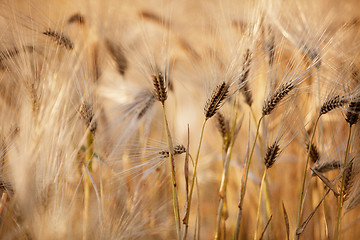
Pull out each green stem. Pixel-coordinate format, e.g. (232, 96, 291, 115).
(335, 124, 353, 240)
(254, 168, 268, 240)
(162, 105, 182, 240)
(235, 115, 263, 239)
(295, 114, 321, 240)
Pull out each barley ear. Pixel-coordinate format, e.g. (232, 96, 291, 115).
(320, 95, 347, 115)
(345, 100, 360, 125)
(152, 71, 168, 105)
(264, 142, 280, 169)
(262, 81, 295, 116)
(204, 82, 229, 120)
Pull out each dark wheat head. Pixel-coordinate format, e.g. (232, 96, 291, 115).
(43, 28, 74, 50)
(159, 145, 186, 158)
(343, 159, 355, 201)
(239, 49, 253, 106)
(204, 82, 230, 120)
(320, 95, 347, 115)
(79, 101, 97, 135)
(137, 94, 156, 119)
(264, 141, 280, 169)
(262, 81, 295, 116)
(306, 143, 320, 163)
(311, 160, 341, 176)
(346, 99, 360, 125)
(105, 39, 128, 76)
(152, 71, 167, 104)
(215, 112, 230, 140)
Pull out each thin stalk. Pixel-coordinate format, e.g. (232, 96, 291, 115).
(263, 176, 272, 218)
(215, 98, 239, 239)
(295, 114, 321, 240)
(297, 170, 343, 237)
(195, 173, 201, 240)
(316, 70, 324, 152)
(83, 130, 94, 240)
(183, 119, 207, 238)
(335, 125, 353, 239)
(162, 105, 182, 240)
(99, 154, 104, 224)
(249, 106, 264, 160)
(235, 115, 264, 239)
(254, 168, 268, 240)
(0, 192, 7, 216)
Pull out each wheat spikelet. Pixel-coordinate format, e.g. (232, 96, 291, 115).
(264, 141, 280, 169)
(343, 159, 355, 201)
(204, 82, 229, 120)
(265, 26, 275, 66)
(79, 101, 97, 135)
(0, 47, 19, 70)
(137, 94, 156, 119)
(152, 71, 167, 104)
(42, 28, 74, 50)
(346, 99, 360, 125)
(302, 43, 321, 69)
(0, 46, 34, 70)
(306, 143, 320, 163)
(262, 81, 295, 116)
(215, 112, 230, 140)
(68, 13, 85, 25)
(105, 39, 128, 76)
(238, 49, 253, 106)
(320, 95, 347, 115)
(159, 145, 186, 158)
(311, 160, 342, 176)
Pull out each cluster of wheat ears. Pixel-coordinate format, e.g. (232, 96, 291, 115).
(1, 0, 360, 239)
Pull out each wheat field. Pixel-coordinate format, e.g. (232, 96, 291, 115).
(0, 0, 360, 239)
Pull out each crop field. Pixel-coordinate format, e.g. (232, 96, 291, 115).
(0, 0, 360, 239)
